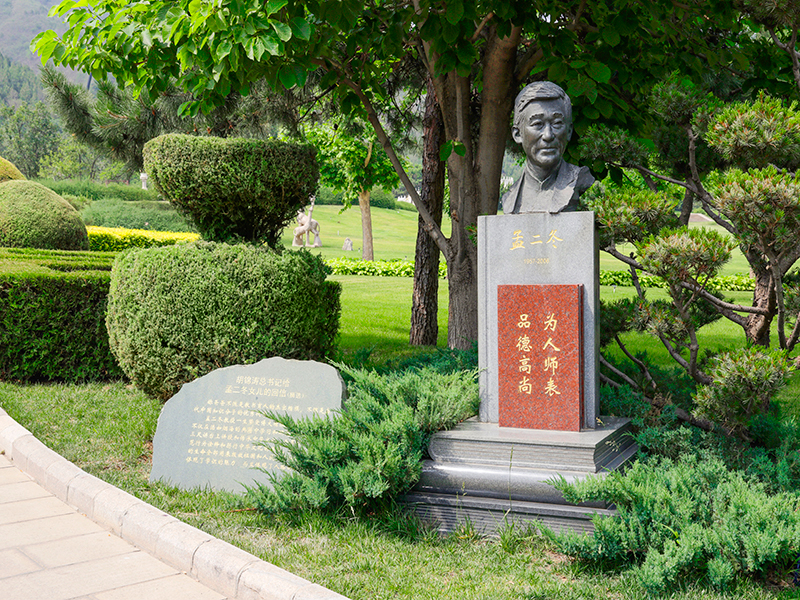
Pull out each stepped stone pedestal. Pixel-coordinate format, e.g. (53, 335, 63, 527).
(404, 417, 636, 534)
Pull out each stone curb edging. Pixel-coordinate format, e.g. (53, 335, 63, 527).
(0, 407, 350, 600)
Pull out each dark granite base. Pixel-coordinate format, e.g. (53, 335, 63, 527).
(402, 417, 637, 535)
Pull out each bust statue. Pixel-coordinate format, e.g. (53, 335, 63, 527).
(501, 81, 594, 214)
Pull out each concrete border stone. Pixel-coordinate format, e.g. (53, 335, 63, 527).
(154, 520, 215, 573)
(0, 407, 351, 600)
(44, 458, 83, 503)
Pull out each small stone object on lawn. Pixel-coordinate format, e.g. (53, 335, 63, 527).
(149, 357, 345, 493)
(342, 237, 353, 251)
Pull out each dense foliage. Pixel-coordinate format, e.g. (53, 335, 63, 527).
(106, 242, 340, 400)
(0, 52, 45, 107)
(0, 102, 60, 178)
(0, 248, 122, 382)
(144, 134, 318, 247)
(555, 454, 800, 594)
(249, 362, 479, 514)
(0, 180, 89, 251)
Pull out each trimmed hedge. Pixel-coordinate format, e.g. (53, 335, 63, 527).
(106, 242, 341, 400)
(598, 270, 755, 291)
(0, 156, 25, 183)
(325, 257, 447, 278)
(0, 180, 89, 251)
(37, 179, 160, 202)
(144, 134, 319, 248)
(87, 226, 199, 252)
(0, 247, 122, 382)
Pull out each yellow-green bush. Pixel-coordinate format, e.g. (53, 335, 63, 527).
(87, 226, 199, 252)
(0, 156, 25, 184)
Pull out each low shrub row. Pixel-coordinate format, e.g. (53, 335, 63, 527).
(87, 226, 199, 252)
(249, 362, 479, 514)
(37, 178, 160, 202)
(0, 247, 122, 382)
(325, 260, 755, 291)
(599, 269, 755, 291)
(81, 198, 196, 233)
(325, 257, 447, 278)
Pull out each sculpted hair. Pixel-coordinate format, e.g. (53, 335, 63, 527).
(513, 82, 572, 128)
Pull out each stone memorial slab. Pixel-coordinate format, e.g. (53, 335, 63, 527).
(498, 284, 583, 431)
(478, 211, 598, 429)
(150, 357, 344, 493)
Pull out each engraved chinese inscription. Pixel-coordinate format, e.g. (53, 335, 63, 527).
(497, 285, 583, 431)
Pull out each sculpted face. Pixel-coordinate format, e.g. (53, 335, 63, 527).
(512, 98, 572, 177)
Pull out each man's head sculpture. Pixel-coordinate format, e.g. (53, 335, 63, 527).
(502, 81, 593, 214)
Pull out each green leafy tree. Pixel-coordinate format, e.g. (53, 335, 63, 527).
(34, 0, 754, 348)
(307, 122, 399, 261)
(38, 135, 125, 181)
(584, 85, 800, 360)
(0, 101, 61, 178)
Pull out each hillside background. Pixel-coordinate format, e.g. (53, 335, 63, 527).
(0, 0, 83, 105)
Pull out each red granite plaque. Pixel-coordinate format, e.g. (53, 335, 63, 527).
(497, 285, 583, 431)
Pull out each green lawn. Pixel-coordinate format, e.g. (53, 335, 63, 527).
(281, 205, 452, 262)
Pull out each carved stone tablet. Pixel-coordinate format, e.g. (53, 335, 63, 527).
(150, 357, 345, 493)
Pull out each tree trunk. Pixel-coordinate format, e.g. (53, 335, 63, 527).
(446, 224, 478, 350)
(745, 266, 776, 346)
(410, 81, 445, 346)
(358, 189, 374, 261)
(678, 188, 693, 226)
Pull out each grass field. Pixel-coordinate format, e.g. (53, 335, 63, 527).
(280, 204, 451, 262)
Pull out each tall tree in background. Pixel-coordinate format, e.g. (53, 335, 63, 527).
(0, 101, 60, 177)
(307, 122, 399, 261)
(35, 0, 756, 348)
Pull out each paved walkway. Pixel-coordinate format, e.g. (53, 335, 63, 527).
(0, 407, 347, 600)
(0, 453, 226, 600)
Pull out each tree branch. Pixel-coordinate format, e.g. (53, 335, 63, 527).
(470, 12, 494, 42)
(599, 356, 717, 433)
(602, 246, 646, 271)
(677, 281, 761, 319)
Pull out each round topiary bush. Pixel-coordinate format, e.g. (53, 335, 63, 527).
(144, 134, 319, 248)
(0, 156, 25, 183)
(106, 242, 341, 400)
(0, 180, 89, 250)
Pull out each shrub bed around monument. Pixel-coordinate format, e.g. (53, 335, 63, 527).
(0, 180, 89, 251)
(144, 134, 318, 248)
(106, 242, 341, 400)
(0, 248, 122, 381)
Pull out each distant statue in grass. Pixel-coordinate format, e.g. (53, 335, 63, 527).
(342, 237, 353, 251)
(501, 81, 594, 214)
(292, 200, 321, 247)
